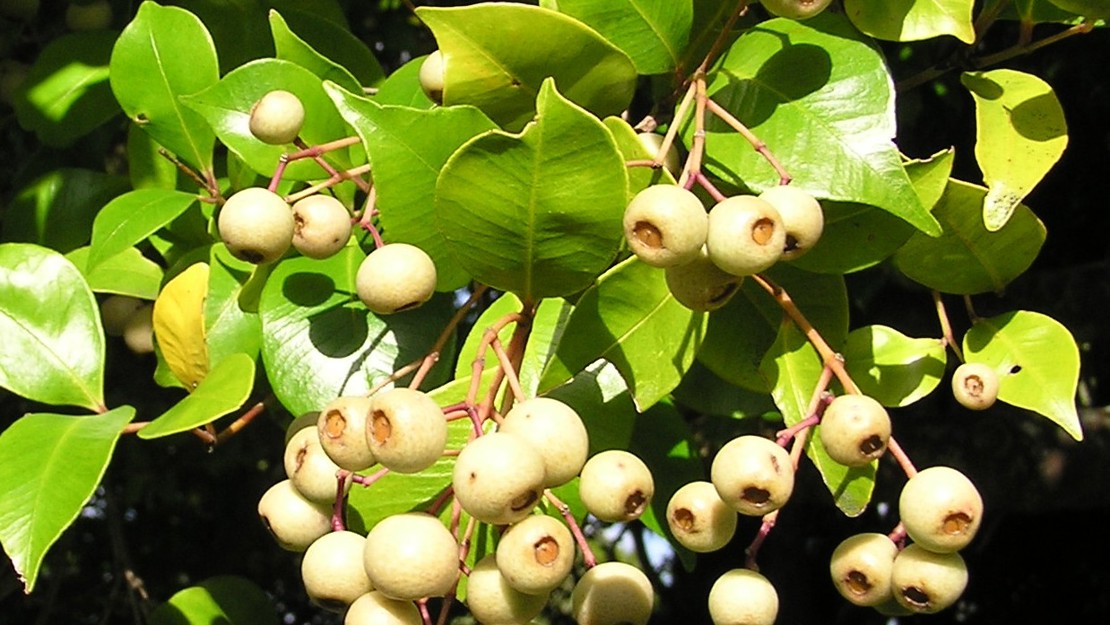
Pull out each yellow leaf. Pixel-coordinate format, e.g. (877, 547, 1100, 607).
(153, 263, 209, 389)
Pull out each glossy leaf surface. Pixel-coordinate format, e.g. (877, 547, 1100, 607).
(87, 189, 197, 272)
(843, 325, 947, 407)
(138, 353, 256, 439)
(66, 246, 164, 300)
(205, 247, 263, 367)
(545, 0, 693, 74)
(844, 0, 975, 43)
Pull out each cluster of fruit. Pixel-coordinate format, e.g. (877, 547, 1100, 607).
(217, 90, 438, 315)
(256, 387, 676, 625)
(621, 182, 824, 312)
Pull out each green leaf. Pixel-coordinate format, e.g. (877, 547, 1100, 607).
(548, 360, 638, 455)
(893, 179, 1046, 294)
(0, 407, 134, 592)
(604, 116, 677, 196)
(759, 321, 874, 516)
(87, 189, 198, 272)
(698, 264, 848, 392)
(673, 359, 778, 419)
(258, 248, 453, 417)
(691, 12, 940, 235)
(269, 10, 362, 93)
(962, 69, 1068, 231)
(844, 0, 975, 43)
(539, 258, 706, 410)
(842, 325, 947, 407)
(417, 3, 638, 130)
(66, 246, 164, 300)
(138, 354, 256, 439)
(963, 310, 1082, 440)
(127, 124, 183, 190)
(370, 56, 437, 109)
(436, 79, 627, 300)
(182, 59, 355, 180)
(1, 168, 129, 253)
(0, 244, 105, 410)
(12, 30, 120, 146)
(148, 575, 278, 625)
(547, 0, 693, 74)
(110, 1, 219, 173)
(205, 247, 263, 367)
(325, 85, 497, 291)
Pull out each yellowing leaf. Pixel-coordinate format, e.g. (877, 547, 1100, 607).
(153, 263, 209, 389)
(962, 70, 1068, 231)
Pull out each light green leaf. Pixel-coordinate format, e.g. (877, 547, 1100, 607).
(148, 575, 278, 625)
(325, 85, 497, 291)
(270, 10, 362, 93)
(604, 116, 678, 197)
(539, 257, 706, 410)
(371, 56, 437, 109)
(87, 189, 197, 272)
(759, 321, 874, 516)
(182, 59, 355, 180)
(691, 12, 940, 235)
(0, 407, 134, 592)
(436, 79, 627, 300)
(962, 69, 1068, 231)
(547, 0, 693, 74)
(12, 30, 120, 146)
(963, 310, 1082, 440)
(127, 124, 182, 190)
(0, 244, 105, 410)
(893, 179, 1046, 294)
(138, 354, 256, 439)
(417, 3, 637, 130)
(110, 1, 219, 172)
(843, 325, 947, 407)
(205, 247, 262, 368)
(66, 246, 164, 300)
(844, 0, 976, 43)
(1, 168, 129, 254)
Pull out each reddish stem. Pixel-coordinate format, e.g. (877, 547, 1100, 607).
(545, 490, 597, 568)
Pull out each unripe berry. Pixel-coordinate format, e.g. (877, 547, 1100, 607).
(292, 195, 352, 259)
(301, 531, 373, 612)
(828, 533, 898, 607)
(363, 513, 459, 601)
(819, 394, 891, 467)
(419, 50, 445, 104)
(366, 387, 447, 474)
(257, 479, 332, 552)
(666, 480, 738, 553)
(453, 431, 546, 525)
(495, 514, 575, 595)
(500, 397, 589, 487)
(710, 435, 794, 516)
(758, 185, 824, 260)
(285, 426, 350, 504)
(760, 0, 834, 20)
(122, 304, 155, 354)
(707, 568, 778, 625)
(344, 591, 422, 625)
(317, 396, 376, 472)
(622, 184, 708, 268)
(952, 362, 1000, 411)
(891, 543, 969, 614)
(899, 466, 983, 553)
(249, 89, 305, 145)
(571, 561, 654, 625)
(578, 450, 654, 523)
(706, 195, 786, 277)
(466, 555, 549, 625)
(665, 245, 742, 312)
(218, 187, 294, 264)
(356, 243, 437, 315)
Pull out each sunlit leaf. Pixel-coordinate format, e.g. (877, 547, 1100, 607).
(843, 325, 947, 407)
(66, 246, 163, 300)
(545, 0, 693, 74)
(148, 575, 278, 625)
(138, 354, 256, 439)
(153, 262, 210, 390)
(269, 10, 361, 93)
(87, 189, 197, 272)
(205, 246, 262, 367)
(844, 0, 975, 43)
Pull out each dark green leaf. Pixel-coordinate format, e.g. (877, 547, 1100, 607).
(546, 0, 693, 74)
(0, 244, 105, 410)
(1, 168, 129, 253)
(87, 189, 198, 272)
(842, 325, 947, 407)
(0, 407, 134, 592)
(148, 575, 278, 625)
(138, 353, 256, 439)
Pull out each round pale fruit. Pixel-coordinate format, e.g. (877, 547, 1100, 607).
(419, 50, 445, 104)
(710, 435, 794, 516)
(363, 512, 459, 601)
(257, 479, 332, 552)
(452, 431, 546, 525)
(818, 394, 891, 467)
(495, 514, 575, 595)
(623, 184, 708, 268)
(706, 195, 786, 277)
(356, 243, 437, 315)
(465, 555, 549, 625)
(101, 295, 144, 337)
(317, 396, 375, 471)
(249, 89, 305, 145)
(571, 561, 654, 625)
(760, 0, 834, 20)
(951, 362, 1000, 411)
(344, 591, 422, 625)
(284, 426, 350, 504)
(500, 396, 589, 487)
(899, 466, 983, 553)
(891, 544, 969, 614)
(828, 533, 898, 607)
(301, 531, 372, 612)
(292, 195, 352, 259)
(578, 450, 654, 523)
(758, 185, 824, 260)
(666, 480, 738, 553)
(122, 304, 155, 355)
(665, 245, 743, 312)
(218, 187, 294, 264)
(366, 387, 446, 474)
(707, 568, 778, 625)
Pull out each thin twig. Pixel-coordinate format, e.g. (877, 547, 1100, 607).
(933, 291, 965, 362)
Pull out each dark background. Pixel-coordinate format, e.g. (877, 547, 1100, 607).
(2, 1, 1108, 624)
